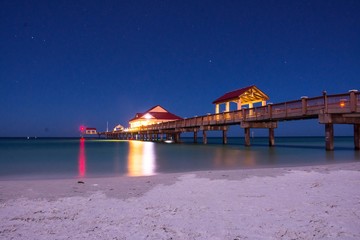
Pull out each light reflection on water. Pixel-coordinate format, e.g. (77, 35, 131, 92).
(0, 137, 359, 180)
(78, 138, 86, 178)
(127, 141, 155, 177)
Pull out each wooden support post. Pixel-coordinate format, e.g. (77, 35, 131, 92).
(325, 123, 334, 151)
(354, 124, 360, 150)
(225, 102, 230, 112)
(222, 129, 227, 144)
(269, 128, 275, 146)
(203, 131, 207, 144)
(194, 131, 198, 143)
(249, 103, 253, 116)
(242, 108, 246, 121)
(244, 128, 251, 146)
(215, 104, 219, 114)
(323, 91, 328, 113)
(268, 104, 272, 119)
(301, 96, 308, 115)
(349, 90, 358, 112)
(173, 133, 179, 143)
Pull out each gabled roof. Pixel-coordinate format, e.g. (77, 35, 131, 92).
(212, 85, 269, 104)
(129, 105, 182, 122)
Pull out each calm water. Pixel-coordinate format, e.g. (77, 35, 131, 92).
(0, 137, 359, 180)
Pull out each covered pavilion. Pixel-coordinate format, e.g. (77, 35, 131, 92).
(212, 85, 269, 114)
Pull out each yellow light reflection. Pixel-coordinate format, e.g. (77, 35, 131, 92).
(213, 147, 256, 168)
(127, 141, 156, 176)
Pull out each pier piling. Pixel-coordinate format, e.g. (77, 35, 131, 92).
(269, 128, 275, 146)
(203, 131, 207, 144)
(325, 124, 334, 151)
(244, 128, 251, 146)
(354, 124, 360, 150)
(222, 129, 227, 144)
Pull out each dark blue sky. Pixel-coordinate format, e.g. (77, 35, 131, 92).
(1, 0, 359, 137)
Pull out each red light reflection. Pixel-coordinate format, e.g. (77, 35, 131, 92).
(78, 138, 86, 177)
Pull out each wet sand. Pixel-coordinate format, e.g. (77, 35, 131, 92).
(1, 162, 360, 239)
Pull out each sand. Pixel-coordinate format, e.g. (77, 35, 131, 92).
(1, 162, 360, 240)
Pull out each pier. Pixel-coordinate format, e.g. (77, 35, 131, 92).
(102, 90, 360, 151)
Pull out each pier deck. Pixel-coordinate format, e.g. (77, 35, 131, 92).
(102, 91, 360, 150)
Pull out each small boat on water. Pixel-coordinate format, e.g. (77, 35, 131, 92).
(164, 139, 174, 144)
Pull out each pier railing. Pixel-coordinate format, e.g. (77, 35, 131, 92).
(126, 91, 359, 133)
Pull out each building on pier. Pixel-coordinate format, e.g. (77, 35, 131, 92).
(213, 85, 269, 113)
(129, 105, 182, 129)
(113, 124, 124, 131)
(85, 127, 97, 135)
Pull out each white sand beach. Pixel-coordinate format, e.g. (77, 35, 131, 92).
(1, 162, 360, 240)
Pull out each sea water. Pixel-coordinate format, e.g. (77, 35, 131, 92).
(0, 137, 359, 180)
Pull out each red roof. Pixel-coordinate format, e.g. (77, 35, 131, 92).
(129, 105, 182, 122)
(86, 127, 97, 130)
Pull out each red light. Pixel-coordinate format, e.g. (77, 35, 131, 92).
(80, 125, 86, 132)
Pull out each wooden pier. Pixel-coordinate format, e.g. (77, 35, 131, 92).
(102, 90, 360, 151)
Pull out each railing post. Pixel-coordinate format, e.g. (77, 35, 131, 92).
(268, 103, 272, 119)
(349, 89, 358, 112)
(323, 91, 328, 113)
(301, 96, 308, 115)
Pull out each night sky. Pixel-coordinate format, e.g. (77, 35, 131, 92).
(1, 0, 359, 137)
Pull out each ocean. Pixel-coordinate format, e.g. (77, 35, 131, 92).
(0, 137, 359, 180)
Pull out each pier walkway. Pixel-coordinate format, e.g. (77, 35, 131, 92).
(102, 90, 360, 150)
